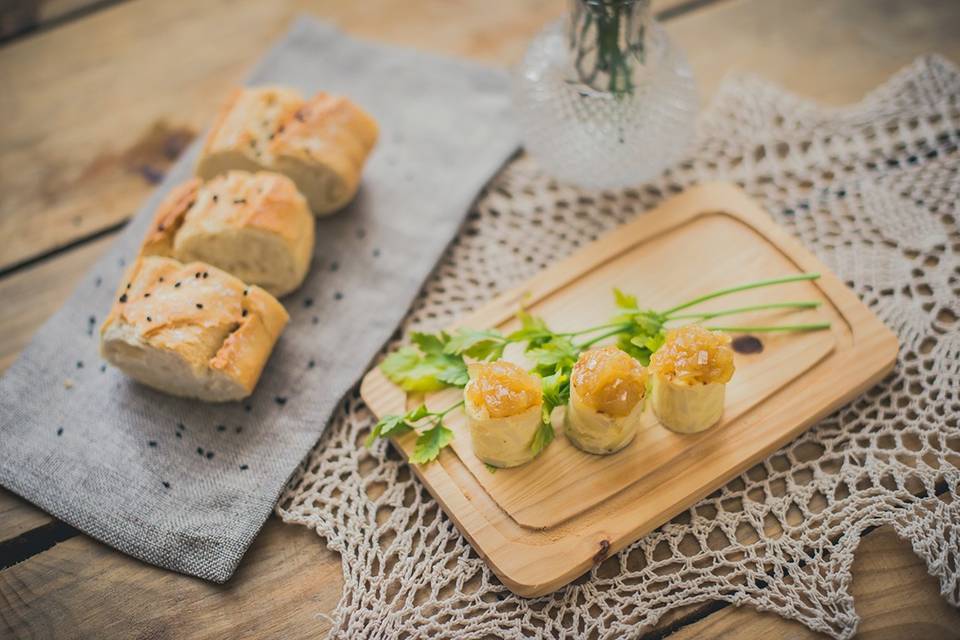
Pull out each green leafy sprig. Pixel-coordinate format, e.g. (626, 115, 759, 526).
(370, 273, 830, 464)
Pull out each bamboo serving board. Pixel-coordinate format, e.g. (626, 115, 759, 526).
(359, 182, 898, 597)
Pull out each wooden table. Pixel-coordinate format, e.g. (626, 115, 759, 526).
(1, 1, 958, 637)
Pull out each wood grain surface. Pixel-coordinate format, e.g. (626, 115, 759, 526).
(1, 0, 958, 637)
(360, 182, 899, 596)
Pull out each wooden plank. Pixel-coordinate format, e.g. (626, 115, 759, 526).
(360, 183, 898, 596)
(0, 516, 343, 639)
(0, 0, 876, 270)
(0, 489, 52, 542)
(0, 0, 572, 272)
(0, 0, 114, 41)
(669, 525, 960, 639)
(670, 0, 960, 105)
(0, 0, 956, 636)
(0, 235, 114, 374)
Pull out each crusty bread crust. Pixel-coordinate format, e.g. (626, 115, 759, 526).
(141, 171, 314, 297)
(100, 256, 289, 402)
(196, 87, 379, 216)
(142, 178, 201, 257)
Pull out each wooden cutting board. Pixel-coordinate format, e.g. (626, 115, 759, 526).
(359, 182, 898, 597)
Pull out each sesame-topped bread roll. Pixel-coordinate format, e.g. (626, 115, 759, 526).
(196, 86, 379, 216)
(142, 171, 314, 297)
(100, 256, 289, 402)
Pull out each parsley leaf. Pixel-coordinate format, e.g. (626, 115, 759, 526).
(404, 404, 431, 422)
(410, 422, 454, 464)
(365, 414, 413, 447)
(541, 370, 570, 408)
(506, 311, 553, 347)
(530, 420, 555, 456)
(613, 287, 639, 310)
(380, 336, 469, 391)
(444, 328, 506, 360)
(526, 336, 579, 378)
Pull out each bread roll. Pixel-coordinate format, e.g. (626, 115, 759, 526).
(196, 86, 379, 216)
(100, 256, 289, 402)
(142, 171, 314, 297)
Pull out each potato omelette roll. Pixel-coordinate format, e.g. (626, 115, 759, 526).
(464, 361, 543, 468)
(649, 325, 735, 434)
(565, 345, 648, 454)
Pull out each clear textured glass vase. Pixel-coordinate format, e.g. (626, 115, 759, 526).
(513, 0, 698, 190)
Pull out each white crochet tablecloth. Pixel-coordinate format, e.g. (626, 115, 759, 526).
(278, 56, 960, 639)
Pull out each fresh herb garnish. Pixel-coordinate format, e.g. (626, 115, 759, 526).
(366, 401, 463, 464)
(370, 273, 830, 464)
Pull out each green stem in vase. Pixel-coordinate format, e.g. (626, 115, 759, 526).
(570, 0, 648, 96)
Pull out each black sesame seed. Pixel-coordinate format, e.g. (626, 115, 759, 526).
(195, 272, 201, 278)
(212, 194, 219, 202)
(203, 272, 209, 279)
(244, 404, 252, 413)
(89, 315, 96, 323)
(56, 427, 64, 436)
(148, 440, 157, 447)
(303, 297, 314, 308)
(174, 281, 181, 288)
(196, 303, 204, 309)
(197, 447, 204, 455)
(119, 294, 128, 303)
(157, 224, 165, 231)
(242, 309, 248, 317)
(308, 359, 315, 369)
(206, 451, 214, 459)
(158, 277, 164, 283)
(177, 422, 186, 431)
(330, 261, 339, 272)
(334, 292, 343, 300)
(239, 464, 249, 471)
(235, 426, 243, 433)
(216, 425, 226, 432)
(175, 431, 182, 439)
(126, 283, 131, 289)
(100, 364, 107, 373)
(144, 293, 151, 298)
(233, 198, 247, 205)
(243, 289, 249, 296)
(76, 360, 84, 369)
(274, 396, 287, 406)
(162, 481, 171, 489)
(146, 316, 152, 322)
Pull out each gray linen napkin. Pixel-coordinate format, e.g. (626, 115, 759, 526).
(0, 16, 516, 582)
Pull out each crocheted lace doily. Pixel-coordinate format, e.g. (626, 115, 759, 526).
(278, 55, 960, 639)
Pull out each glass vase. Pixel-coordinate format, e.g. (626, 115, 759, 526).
(512, 0, 698, 190)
